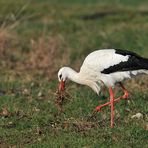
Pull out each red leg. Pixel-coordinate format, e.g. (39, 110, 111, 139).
(120, 82, 129, 98)
(94, 83, 129, 128)
(95, 87, 115, 128)
(109, 87, 114, 128)
(95, 83, 129, 111)
(114, 83, 129, 102)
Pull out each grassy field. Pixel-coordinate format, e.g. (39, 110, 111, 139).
(0, 0, 148, 147)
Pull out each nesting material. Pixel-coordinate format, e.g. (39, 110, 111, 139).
(55, 89, 72, 111)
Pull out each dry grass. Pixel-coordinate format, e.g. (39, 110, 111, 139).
(0, 23, 69, 80)
(26, 35, 63, 78)
(0, 25, 16, 56)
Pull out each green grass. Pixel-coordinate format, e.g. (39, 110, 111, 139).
(0, 0, 148, 147)
(0, 81, 148, 147)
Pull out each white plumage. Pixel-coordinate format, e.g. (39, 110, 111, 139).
(58, 49, 148, 127)
(58, 49, 147, 94)
(80, 49, 130, 92)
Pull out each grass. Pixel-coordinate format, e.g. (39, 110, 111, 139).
(0, 0, 148, 147)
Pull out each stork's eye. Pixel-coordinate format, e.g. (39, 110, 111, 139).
(59, 74, 62, 79)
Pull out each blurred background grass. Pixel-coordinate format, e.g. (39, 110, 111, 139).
(0, 0, 148, 147)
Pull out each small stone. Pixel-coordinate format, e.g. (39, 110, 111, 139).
(8, 121, 13, 124)
(0, 107, 9, 117)
(127, 100, 131, 104)
(38, 91, 42, 97)
(34, 107, 40, 112)
(131, 113, 143, 119)
(23, 88, 29, 95)
(37, 138, 42, 142)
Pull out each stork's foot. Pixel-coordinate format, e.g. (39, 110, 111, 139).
(122, 90, 128, 99)
(115, 90, 129, 102)
(95, 101, 111, 112)
(95, 106, 101, 112)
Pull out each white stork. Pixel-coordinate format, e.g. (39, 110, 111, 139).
(58, 49, 148, 127)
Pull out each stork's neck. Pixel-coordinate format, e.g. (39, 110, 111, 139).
(67, 68, 86, 85)
(67, 67, 101, 95)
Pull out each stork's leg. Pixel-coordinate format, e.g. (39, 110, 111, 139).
(94, 83, 129, 127)
(109, 87, 114, 128)
(115, 82, 129, 102)
(95, 87, 115, 128)
(95, 83, 129, 111)
(120, 82, 129, 98)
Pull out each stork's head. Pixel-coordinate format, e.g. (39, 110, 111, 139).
(58, 67, 69, 91)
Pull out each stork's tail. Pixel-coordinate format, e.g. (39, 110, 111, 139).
(131, 57, 148, 76)
(140, 57, 148, 70)
(140, 57, 148, 74)
(141, 58, 148, 75)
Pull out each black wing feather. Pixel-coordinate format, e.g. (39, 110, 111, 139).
(101, 49, 148, 74)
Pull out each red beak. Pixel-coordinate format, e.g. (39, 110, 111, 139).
(58, 80, 65, 91)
